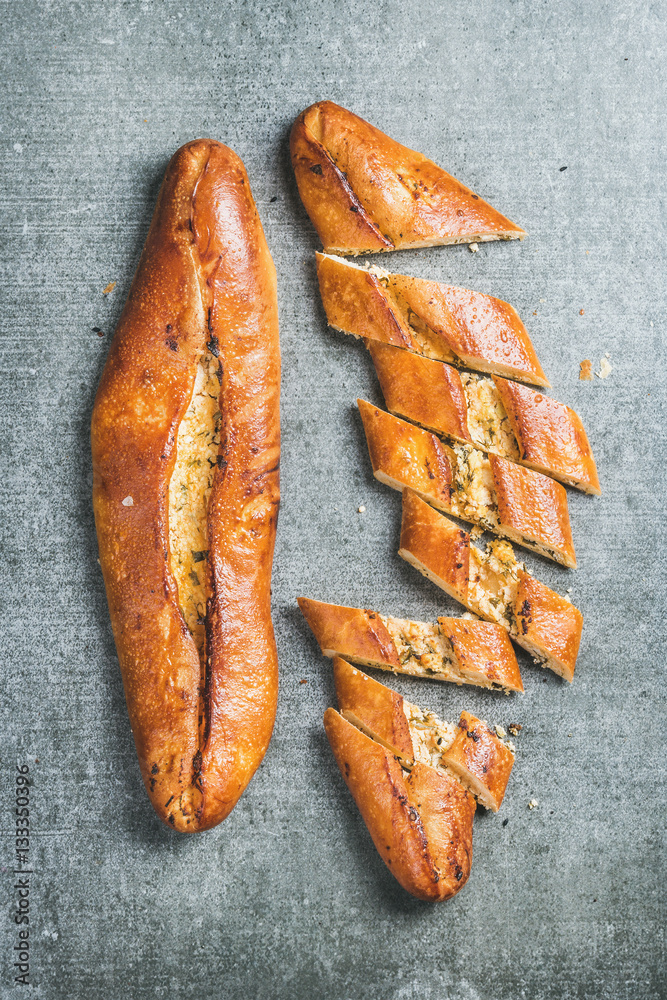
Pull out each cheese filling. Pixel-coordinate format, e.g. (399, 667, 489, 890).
(380, 616, 456, 678)
(460, 372, 520, 460)
(467, 539, 521, 634)
(450, 444, 499, 529)
(403, 702, 458, 768)
(168, 350, 222, 652)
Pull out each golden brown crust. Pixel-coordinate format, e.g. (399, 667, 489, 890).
(297, 597, 400, 669)
(437, 618, 523, 693)
(399, 491, 582, 681)
(387, 274, 548, 386)
(298, 596, 522, 692)
(490, 456, 576, 568)
(357, 398, 455, 510)
(492, 377, 601, 495)
(324, 709, 475, 901)
(291, 101, 525, 254)
(398, 487, 469, 604)
(368, 341, 472, 443)
(91, 140, 280, 832)
(514, 573, 583, 682)
(316, 254, 418, 349)
(441, 712, 515, 813)
(333, 657, 414, 760)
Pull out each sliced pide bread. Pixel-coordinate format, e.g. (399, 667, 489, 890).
(291, 101, 525, 255)
(333, 658, 515, 812)
(368, 341, 600, 495)
(358, 399, 576, 568)
(297, 596, 523, 693)
(398, 490, 584, 682)
(316, 253, 547, 386)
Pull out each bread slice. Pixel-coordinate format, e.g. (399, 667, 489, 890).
(317, 253, 547, 386)
(297, 596, 523, 693)
(369, 341, 600, 495)
(324, 708, 476, 901)
(398, 490, 584, 682)
(333, 658, 515, 812)
(358, 399, 576, 568)
(291, 101, 525, 254)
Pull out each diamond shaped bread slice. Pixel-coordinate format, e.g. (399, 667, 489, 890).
(297, 596, 523, 693)
(316, 253, 547, 386)
(332, 658, 515, 812)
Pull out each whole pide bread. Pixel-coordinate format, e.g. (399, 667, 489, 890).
(91, 140, 281, 832)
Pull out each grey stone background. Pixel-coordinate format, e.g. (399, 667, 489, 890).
(1, 1, 665, 997)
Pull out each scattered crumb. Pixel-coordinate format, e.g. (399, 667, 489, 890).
(469, 526, 484, 541)
(532, 310, 537, 316)
(579, 308, 585, 316)
(357, 505, 366, 513)
(122, 496, 134, 507)
(596, 357, 613, 379)
(507, 739, 516, 753)
(568, 733, 573, 738)
(579, 360, 593, 380)
(528, 798, 539, 810)
(539, 298, 545, 303)
(102, 281, 116, 295)
(35, 759, 39, 764)
(502, 818, 509, 827)
(299, 679, 308, 685)
(494, 724, 507, 739)
(508, 723, 522, 736)
(650, 322, 654, 328)
(92, 326, 105, 338)
(468, 242, 478, 253)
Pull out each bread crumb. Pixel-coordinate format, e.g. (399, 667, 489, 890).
(122, 496, 134, 507)
(508, 723, 522, 736)
(528, 798, 539, 810)
(579, 309, 585, 316)
(494, 724, 506, 739)
(102, 281, 116, 295)
(460, 611, 479, 621)
(469, 526, 484, 541)
(299, 679, 308, 685)
(507, 739, 516, 753)
(468, 243, 478, 253)
(579, 360, 593, 380)
(357, 505, 366, 513)
(596, 357, 613, 379)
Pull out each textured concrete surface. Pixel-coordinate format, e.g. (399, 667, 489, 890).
(0, 1, 665, 997)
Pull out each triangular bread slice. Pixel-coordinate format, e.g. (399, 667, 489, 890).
(333, 658, 515, 812)
(291, 101, 526, 254)
(324, 708, 476, 901)
(316, 253, 548, 387)
(358, 399, 576, 568)
(297, 596, 523, 693)
(369, 341, 600, 495)
(398, 490, 584, 681)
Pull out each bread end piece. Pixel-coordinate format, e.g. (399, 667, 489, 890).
(324, 708, 475, 901)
